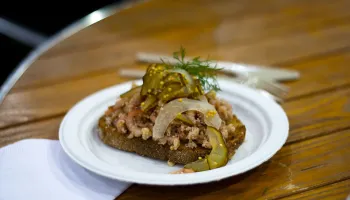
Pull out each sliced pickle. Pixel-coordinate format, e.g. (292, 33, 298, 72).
(141, 65, 154, 96)
(188, 79, 204, 99)
(195, 79, 205, 95)
(158, 83, 189, 103)
(165, 70, 200, 98)
(206, 126, 228, 169)
(141, 64, 166, 96)
(178, 72, 196, 94)
(175, 113, 194, 125)
(184, 158, 210, 172)
(141, 65, 204, 102)
(163, 73, 182, 85)
(120, 86, 141, 99)
(178, 72, 189, 86)
(183, 127, 228, 172)
(141, 95, 157, 112)
(167, 87, 190, 102)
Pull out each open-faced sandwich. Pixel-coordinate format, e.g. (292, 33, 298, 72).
(98, 48, 246, 173)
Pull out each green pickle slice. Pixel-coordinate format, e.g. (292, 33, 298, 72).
(207, 126, 228, 169)
(163, 73, 183, 85)
(141, 95, 157, 112)
(141, 64, 166, 96)
(184, 158, 210, 172)
(158, 83, 189, 103)
(185, 126, 228, 172)
(120, 86, 141, 99)
(140, 64, 205, 108)
(175, 113, 194, 125)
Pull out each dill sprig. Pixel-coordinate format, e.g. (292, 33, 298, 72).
(162, 47, 222, 91)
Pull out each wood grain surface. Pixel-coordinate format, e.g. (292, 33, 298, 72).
(281, 179, 350, 200)
(1, 0, 349, 199)
(11, 0, 350, 90)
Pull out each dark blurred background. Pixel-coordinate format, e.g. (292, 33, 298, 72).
(0, 0, 124, 85)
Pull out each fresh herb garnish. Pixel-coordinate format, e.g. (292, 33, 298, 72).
(162, 47, 222, 91)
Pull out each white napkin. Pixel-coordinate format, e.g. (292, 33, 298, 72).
(0, 139, 131, 200)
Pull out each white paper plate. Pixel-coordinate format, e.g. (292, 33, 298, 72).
(59, 79, 289, 185)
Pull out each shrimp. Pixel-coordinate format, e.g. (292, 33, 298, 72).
(105, 99, 125, 116)
(124, 92, 142, 113)
(114, 119, 127, 134)
(125, 109, 143, 137)
(150, 108, 159, 123)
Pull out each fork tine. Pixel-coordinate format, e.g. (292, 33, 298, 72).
(227, 75, 288, 99)
(220, 76, 286, 102)
(258, 90, 284, 104)
(257, 79, 289, 98)
(261, 79, 289, 92)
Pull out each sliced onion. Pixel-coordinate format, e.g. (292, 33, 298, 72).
(153, 98, 222, 139)
(167, 69, 194, 86)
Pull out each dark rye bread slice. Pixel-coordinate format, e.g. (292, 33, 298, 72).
(98, 116, 246, 164)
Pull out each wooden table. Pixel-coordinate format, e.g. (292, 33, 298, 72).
(1, 0, 350, 199)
